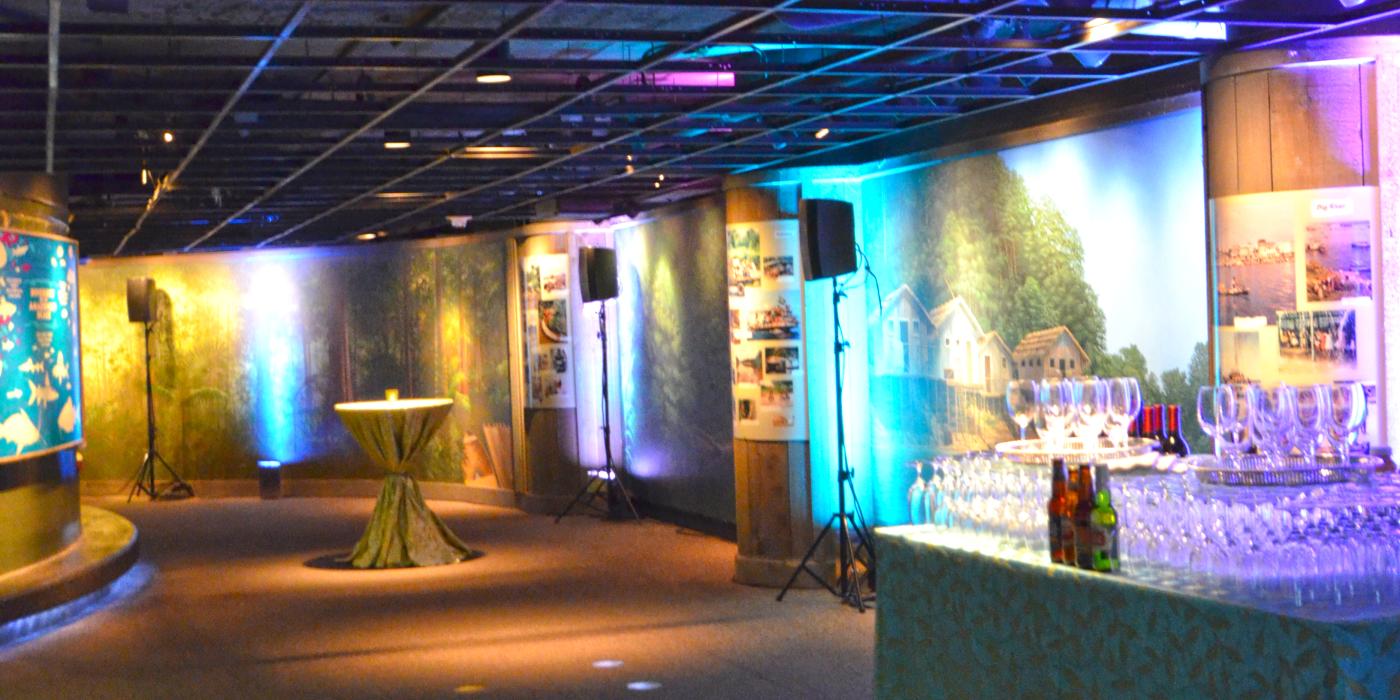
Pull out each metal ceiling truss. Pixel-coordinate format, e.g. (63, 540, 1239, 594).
(9, 0, 1397, 254)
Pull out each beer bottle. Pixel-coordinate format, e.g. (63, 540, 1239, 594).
(1062, 465, 1081, 565)
(1047, 459, 1068, 564)
(1073, 463, 1096, 569)
(1090, 465, 1120, 573)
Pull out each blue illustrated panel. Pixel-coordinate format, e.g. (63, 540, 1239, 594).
(0, 231, 82, 460)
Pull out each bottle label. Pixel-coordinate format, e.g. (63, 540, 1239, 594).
(1090, 521, 1118, 572)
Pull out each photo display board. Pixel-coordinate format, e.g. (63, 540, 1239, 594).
(0, 230, 82, 461)
(522, 252, 575, 408)
(727, 220, 807, 440)
(1212, 186, 1385, 444)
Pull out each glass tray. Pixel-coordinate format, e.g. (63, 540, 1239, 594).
(1183, 453, 1382, 487)
(994, 437, 1160, 467)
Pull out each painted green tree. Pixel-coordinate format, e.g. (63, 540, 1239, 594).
(903, 155, 1107, 361)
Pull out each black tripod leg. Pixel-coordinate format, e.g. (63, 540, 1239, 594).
(777, 513, 841, 601)
(606, 467, 642, 520)
(554, 474, 602, 523)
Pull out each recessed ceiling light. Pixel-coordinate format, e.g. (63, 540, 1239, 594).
(355, 232, 378, 241)
(814, 127, 830, 139)
(162, 131, 175, 144)
(384, 130, 411, 149)
(384, 141, 411, 150)
(476, 72, 511, 84)
(451, 146, 540, 159)
(657, 173, 665, 182)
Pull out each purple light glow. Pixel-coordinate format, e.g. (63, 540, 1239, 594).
(641, 72, 735, 88)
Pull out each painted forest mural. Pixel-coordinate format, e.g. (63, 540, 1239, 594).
(860, 109, 1211, 523)
(77, 239, 512, 486)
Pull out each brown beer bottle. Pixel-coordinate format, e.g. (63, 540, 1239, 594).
(1073, 463, 1096, 569)
(1048, 459, 1069, 564)
(1061, 465, 1081, 565)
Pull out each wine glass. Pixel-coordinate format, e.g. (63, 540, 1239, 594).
(1292, 384, 1327, 467)
(1323, 382, 1368, 464)
(1036, 379, 1073, 449)
(1196, 385, 1233, 459)
(1071, 377, 1109, 442)
(1107, 377, 1142, 447)
(1005, 380, 1038, 441)
(1249, 384, 1296, 468)
(1216, 383, 1253, 469)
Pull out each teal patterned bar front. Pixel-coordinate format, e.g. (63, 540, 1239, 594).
(876, 526, 1400, 699)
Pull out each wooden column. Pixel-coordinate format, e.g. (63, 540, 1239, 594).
(512, 233, 582, 513)
(1204, 36, 1400, 446)
(726, 180, 831, 587)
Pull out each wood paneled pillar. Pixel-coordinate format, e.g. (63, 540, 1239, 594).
(511, 233, 582, 513)
(726, 179, 832, 587)
(1204, 36, 1400, 446)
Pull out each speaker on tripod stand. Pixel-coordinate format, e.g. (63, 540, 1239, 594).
(126, 278, 193, 502)
(554, 247, 640, 522)
(777, 198, 876, 611)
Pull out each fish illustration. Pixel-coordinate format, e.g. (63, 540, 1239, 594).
(4, 389, 19, 400)
(51, 352, 67, 382)
(0, 297, 15, 320)
(27, 378, 58, 408)
(2, 339, 14, 352)
(18, 357, 42, 374)
(57, 398, 76, 433)
(0, 410, 39, 454)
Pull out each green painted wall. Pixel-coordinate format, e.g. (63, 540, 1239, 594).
(77, 239, 512, 485)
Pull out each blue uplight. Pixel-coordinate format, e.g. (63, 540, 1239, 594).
(244, 260, 305, 464)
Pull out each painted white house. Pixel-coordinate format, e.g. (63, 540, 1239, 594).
(979, 331, 1014, 395)
(929, 295, 985, 387)
(874, 285, 936, 377)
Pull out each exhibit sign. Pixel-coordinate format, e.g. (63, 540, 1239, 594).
(727, 220, 807, 440)
(522, 252, 575, 408)
(0, 230, 81, 460)
(1212, 186, 1385, 444)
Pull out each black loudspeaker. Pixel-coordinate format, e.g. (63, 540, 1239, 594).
(126, 277, 155, 323)
(579, 247, 618, 302)
(798, 198, 857, 281)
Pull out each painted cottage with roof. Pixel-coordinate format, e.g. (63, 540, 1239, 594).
(1011, 326, 1089, 381)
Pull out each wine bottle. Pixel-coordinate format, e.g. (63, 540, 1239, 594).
(1163, 405, 1191, 457)
(1048, 459, 1069, 565)
(1153, 404, 1169, 450)
(1073, 464, 1096, 570)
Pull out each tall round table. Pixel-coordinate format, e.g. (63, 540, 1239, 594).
(333, 398, 480, 568)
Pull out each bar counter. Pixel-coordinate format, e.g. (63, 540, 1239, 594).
(875, 526, 1400, 699)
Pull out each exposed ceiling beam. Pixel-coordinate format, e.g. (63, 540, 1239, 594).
(250, 0, 811, 249)
(181, 1, 567, 252)
(311, 1, 1042, 244)
(428, 1, 1244, 226)
(114, 1, 316, 255)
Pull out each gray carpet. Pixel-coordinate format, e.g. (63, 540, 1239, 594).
(0, 497, 875, 699)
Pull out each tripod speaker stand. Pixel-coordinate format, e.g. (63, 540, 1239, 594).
(776, 283, 876, 610)
(778, 198, 875, 611)
(126, 278, 193, 502)
(554, 301, 640, 522)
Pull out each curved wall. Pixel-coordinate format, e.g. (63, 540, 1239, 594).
(0, 173, 81, 575)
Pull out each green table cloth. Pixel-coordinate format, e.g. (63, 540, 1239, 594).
(334, 398, 479, 568)
(876, 526, 1400, 699)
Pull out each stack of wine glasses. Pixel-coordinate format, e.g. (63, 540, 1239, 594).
(1005, 376, 1143, 448)
(907, 451, 1400, 613)
(906, 454, 1050, 557)
(1195, 381, 1368, 470)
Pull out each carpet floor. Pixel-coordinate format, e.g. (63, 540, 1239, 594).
(0, 497, 875, 699)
